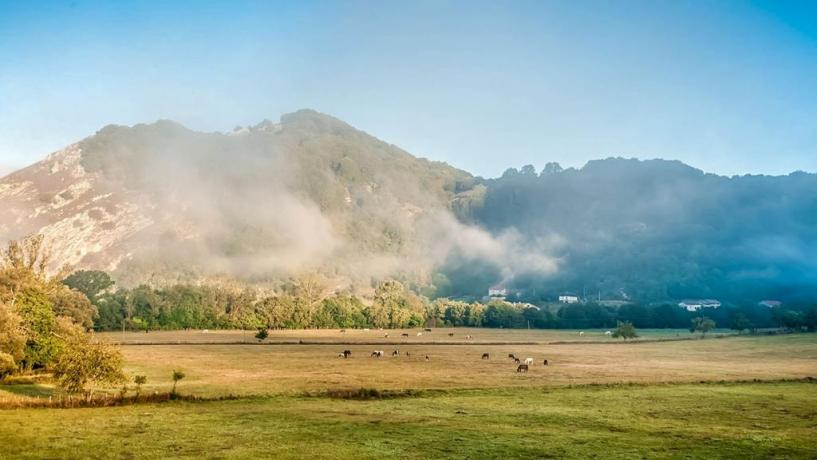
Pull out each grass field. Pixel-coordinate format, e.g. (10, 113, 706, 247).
(98, 327, 734, 345)
(107, 333, 816, 396)
(1, 330, 816, 458)
(1, 382, 815, 459)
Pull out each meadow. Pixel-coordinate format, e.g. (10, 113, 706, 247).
(1, 329, 816, 458)
(1, 382, 815, 459)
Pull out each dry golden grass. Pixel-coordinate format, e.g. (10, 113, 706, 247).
(98, 327, 728, 345)
(104, 332, 817, 397)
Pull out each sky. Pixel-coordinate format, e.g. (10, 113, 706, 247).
(1, 0, 816, 178)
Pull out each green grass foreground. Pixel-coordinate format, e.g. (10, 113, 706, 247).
(1, 381, 816, 459)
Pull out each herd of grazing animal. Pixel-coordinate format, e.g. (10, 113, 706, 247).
(332, 328, 549, 373)
(337, 347, 549, 374)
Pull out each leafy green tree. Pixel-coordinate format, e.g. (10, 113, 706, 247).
(0, 303, 25, 373)
(0, 351, 16, 379)
(729, 312, 752, 334)
(51, 288, 97, 330)
(691, 316, 716, 337)
(803, 306, 817, 332)
(612, 320, 638, 340)
(52, 320, 125, 401)
(15, 287, 60, 369)
(62, 270, 115, 302)
(255, 328, 269, 342)
(483, 301, 526, 328)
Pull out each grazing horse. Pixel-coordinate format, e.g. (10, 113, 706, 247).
(482, 353, 490, 360)
(417, 332, 423, 337)
(401, 333, 409, 337)
(579, 331, 585, 336)
(524, 358, 534, 366)
(340, 329, 346, 333)
(448, 333, 454, 337)
(425, 355, 430, 361)
(517, 364, 529, 373)
(371, 350, 384, 358)
(384, 333, 389, 338)
(424, 328, 432, 332)
(514, 358, 521, 364)
(343, 350, 352, 358)
(508, 353, 516, 359)
(392, 350, 400, 357)
(406, 351, 411, 357)
(543, 359, 548, 366)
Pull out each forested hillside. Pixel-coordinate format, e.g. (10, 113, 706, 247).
(2, 110, 816, 305)
(453, 159, 817, 304)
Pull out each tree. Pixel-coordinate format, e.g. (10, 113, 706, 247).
(540, 162, 563, 175)
(520, 164, 537, 176)
(0, 303, 25, 373)
(255, 328, 269, 342)
(612, 320, 638, 340)
(730, 312, 752, 334)
(691, 316, 716, 337)
(0, 235, 100, 370)
(15, 287, 60, 369)
(171, 369, 185, 396)
(133, 375, 147, 398)
(51, 288, 97, 330)
(0, 352, 16, 379)
(63, 270, 115, 301)
(0, 234, 71, 309)
(803, 306, 817, 332)
(51, 320, 125, 401)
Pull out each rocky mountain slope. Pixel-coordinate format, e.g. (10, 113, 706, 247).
(0, 110, 496, 289)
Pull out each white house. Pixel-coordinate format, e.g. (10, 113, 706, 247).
(558, 294, 580, 304)
(488, 285, 507, 298)
(678, 299, 721, 312)
(758, 300, 782, 308)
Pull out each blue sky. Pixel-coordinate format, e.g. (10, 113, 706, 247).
(1, 0, 815, 177)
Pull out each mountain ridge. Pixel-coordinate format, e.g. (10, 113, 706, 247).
(2, 109, 816, 304)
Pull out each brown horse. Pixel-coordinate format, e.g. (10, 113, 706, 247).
(517, 364, 529, 373)
(482, 353, 490, 360)
(543, 359, 548, 366)
(342, 350, 352, 358)
(514, 358, 521, 364)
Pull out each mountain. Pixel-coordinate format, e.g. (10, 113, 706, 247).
(2, 110, 816, 304)
(457, 159, 817, 304)
(0, 110, 513, 291)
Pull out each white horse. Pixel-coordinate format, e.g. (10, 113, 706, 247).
(524, 357, 534, 365)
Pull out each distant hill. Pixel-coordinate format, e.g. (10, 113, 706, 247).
(1, 110, 816, 303)
(456, 159, 817, 304)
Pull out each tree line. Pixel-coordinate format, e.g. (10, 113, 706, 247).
(61, 269, 817, 333)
